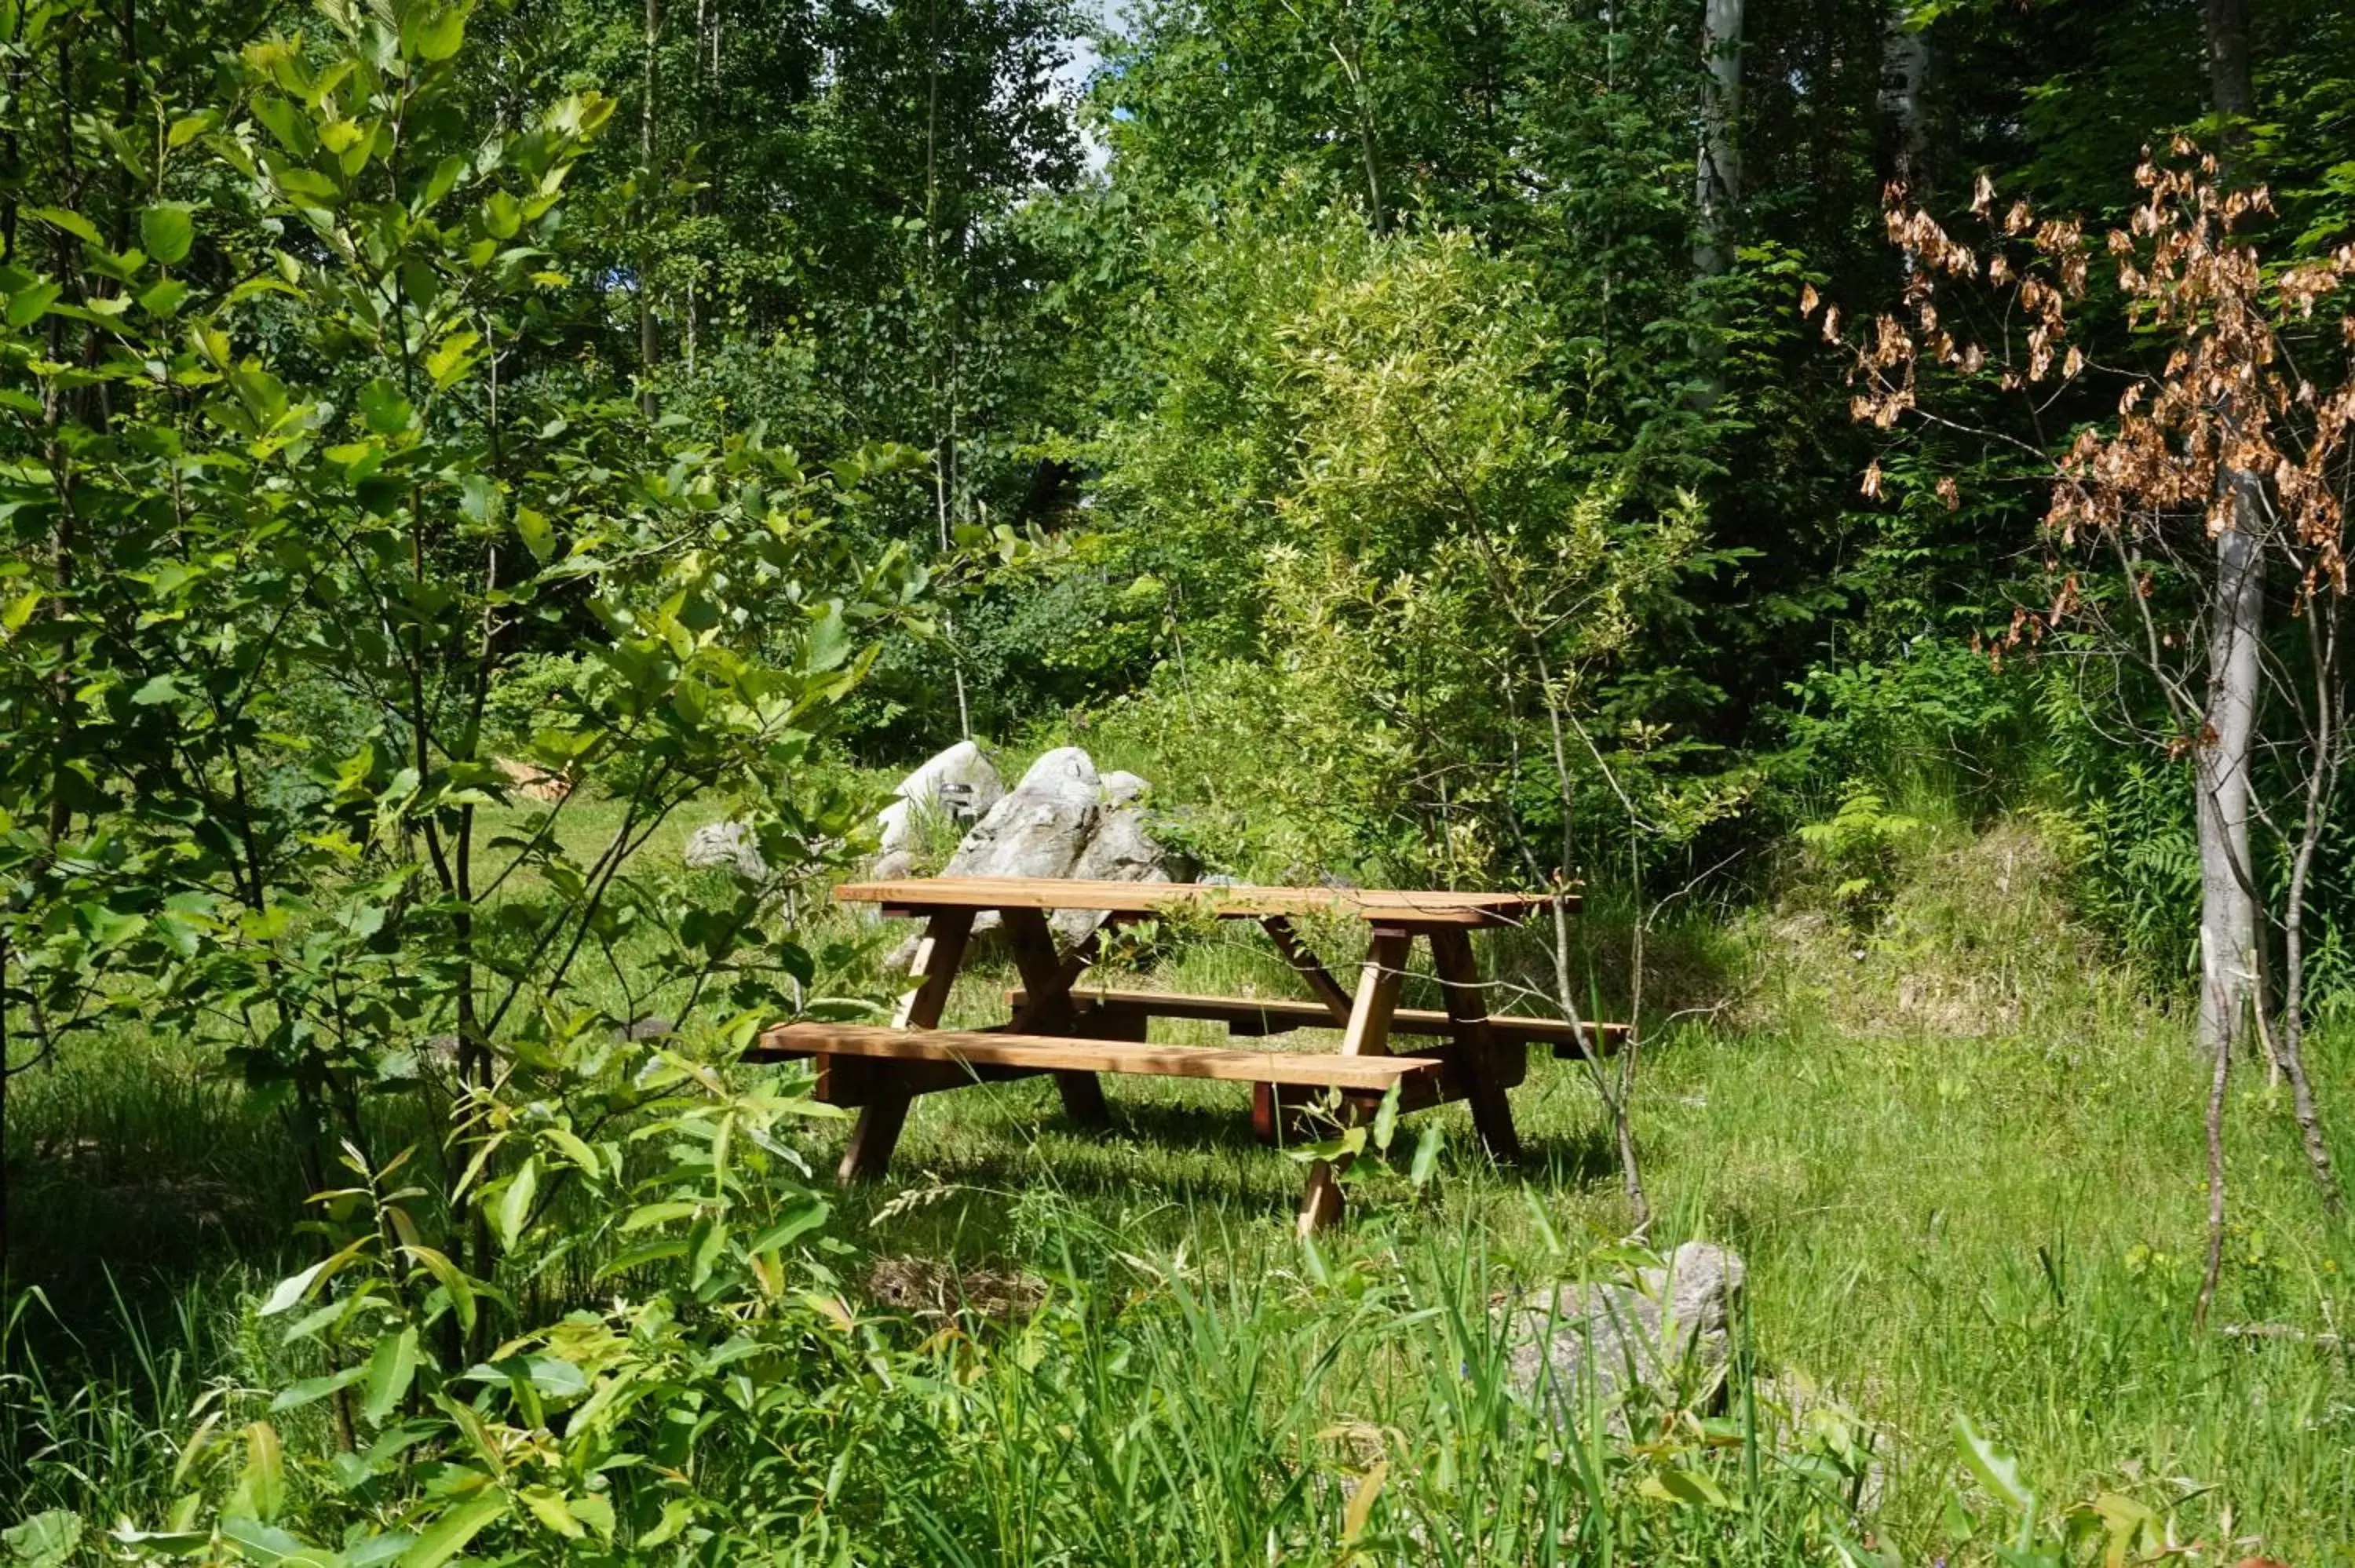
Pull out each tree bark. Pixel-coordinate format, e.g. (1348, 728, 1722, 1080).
(2203, 0, 2255, 127)
(1878, 5, 1930, 198)
(637, 0, 660, 418)
(2194, 0, 2260, 1057)
(1692, 0, 1743, 281)
(2196, 512, 2262, 1056)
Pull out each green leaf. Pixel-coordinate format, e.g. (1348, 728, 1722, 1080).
(268, 1363, 367, 1412)
(402, 5, 467, 62)
(26, 206, 103, 246)
(513, 505, 553, 562)
(356, 379, 414, 436)
(1408, 1121, 1443, 1187)
(215, 1515, 336, 1566)
(137, 277, 191, 317)
(232, 1420, 286, 1521)
(637, 1500, 692, 1549)
(518, 1487, 583, 1540)
(805, 601, 851, 672)
(2, 589, 39, 635)
(1638, 1466, 1736, 1508)
(458, 473, 500, 527)
(363, 1327, 420, 1424)
(259, 1247, 348, 1316)
(396, 1493, 506, 1568)
(168, 112, 219, 148)
(747, 1194, 830, 1255)
(2, 1511, 82, 1568)
(1283, 1125, 1366, 1165)
(400, 1245, 476, 1334)
(1954, 1413, 2036, 1516)
(74, 902, 146, 953)
(492, 1158, 536, 1250)
(6, 280, 63, 326)
(140, 205, 195, 266)
(131, 673, 183, 706)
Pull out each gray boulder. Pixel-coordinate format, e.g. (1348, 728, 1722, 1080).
(685, 820, 769, 882)
(1055, 782, 1178, 942)
(873, 749, 1185, 957)
(944, 747, 1102, 885)
(873, 740, 1006, 881)
(1500, 1242, 1745, 1434)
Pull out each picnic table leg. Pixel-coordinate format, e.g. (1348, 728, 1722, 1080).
(838, 906, 974, 1184)
(1298, 925, 1409, 1234)
(1002, 906, 1112, 1129)
(1254, 916, 1357, 1147)
(1428, 926, 1521, 1165)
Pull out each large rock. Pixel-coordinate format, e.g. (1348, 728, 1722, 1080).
(874, 749, 1183, 955)
(943, 747, 1102, 890)
(684, 820, 769, 882)
(1500, 1242, 1745, 1433)
(1054, 777, 1176, 942)
(872, 740, 1006, 881)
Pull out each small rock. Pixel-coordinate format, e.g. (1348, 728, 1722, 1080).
(1500, 1242, 1746, 1434)
(685, 821, 769, 882)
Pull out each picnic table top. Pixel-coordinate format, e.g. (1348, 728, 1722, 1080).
(831, 876, 1568, 927)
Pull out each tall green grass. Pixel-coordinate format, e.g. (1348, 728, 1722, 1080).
(5, 811, 2352, 1561)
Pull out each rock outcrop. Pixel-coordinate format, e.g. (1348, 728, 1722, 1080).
(871, 740, 1006, 881)
(684, 820, 769, 882)
(1499, 1242, 1745, 1434)
(874, 748, 1182, 949)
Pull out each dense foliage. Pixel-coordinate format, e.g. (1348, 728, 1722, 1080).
(5, 0, 2355, 1560)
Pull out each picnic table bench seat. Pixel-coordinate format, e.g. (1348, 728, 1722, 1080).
(754, 1022, 1447, 1092)
(1010, 986, 1630, 1058)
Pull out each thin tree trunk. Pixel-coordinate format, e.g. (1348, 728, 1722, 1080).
(1692, 0, 1743, 281)
(2273, 590, 2344, 1212)
(1690, 0, 1743, 409)
(2195, 0, 2261, 1059)
(2196, 1011, 2230, 1328)
(2196, 513, 2262, 1056)
(1878, 4, 1930, 197)
(637, 0, 660, 418)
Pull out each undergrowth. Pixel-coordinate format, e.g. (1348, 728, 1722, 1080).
(4, 811, 2352, 1563)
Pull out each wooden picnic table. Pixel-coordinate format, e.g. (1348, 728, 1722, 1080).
(753, 877, 1617, 1231)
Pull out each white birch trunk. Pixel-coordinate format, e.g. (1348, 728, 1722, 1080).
(1879, 7, 1929, 195)
(1692, 0, 1743, 280)
(2196, 500, 2263, 1055)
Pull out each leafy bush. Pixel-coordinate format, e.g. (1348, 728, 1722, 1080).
(1073, 208, 1711, 884)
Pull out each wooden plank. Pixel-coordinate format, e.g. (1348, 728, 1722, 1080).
(1258, 916, 1356, 1023)
(839, 906, 973, 1184)
(753, 1023, 1444, 1091)
(1011, 987, 1627, 1054)
(1340, 927, 1410, 1060)
(832, 877, 1561, 927)
(1002, 906, 1110, 1128)
(1299, 925, 1413, 1235)
(813, 1052, 1043, 1107)
(1429, 926, 1521, 1165)
(893, 908, 975, 1031)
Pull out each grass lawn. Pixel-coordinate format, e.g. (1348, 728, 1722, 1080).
(5, 815, 2351, 1561)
